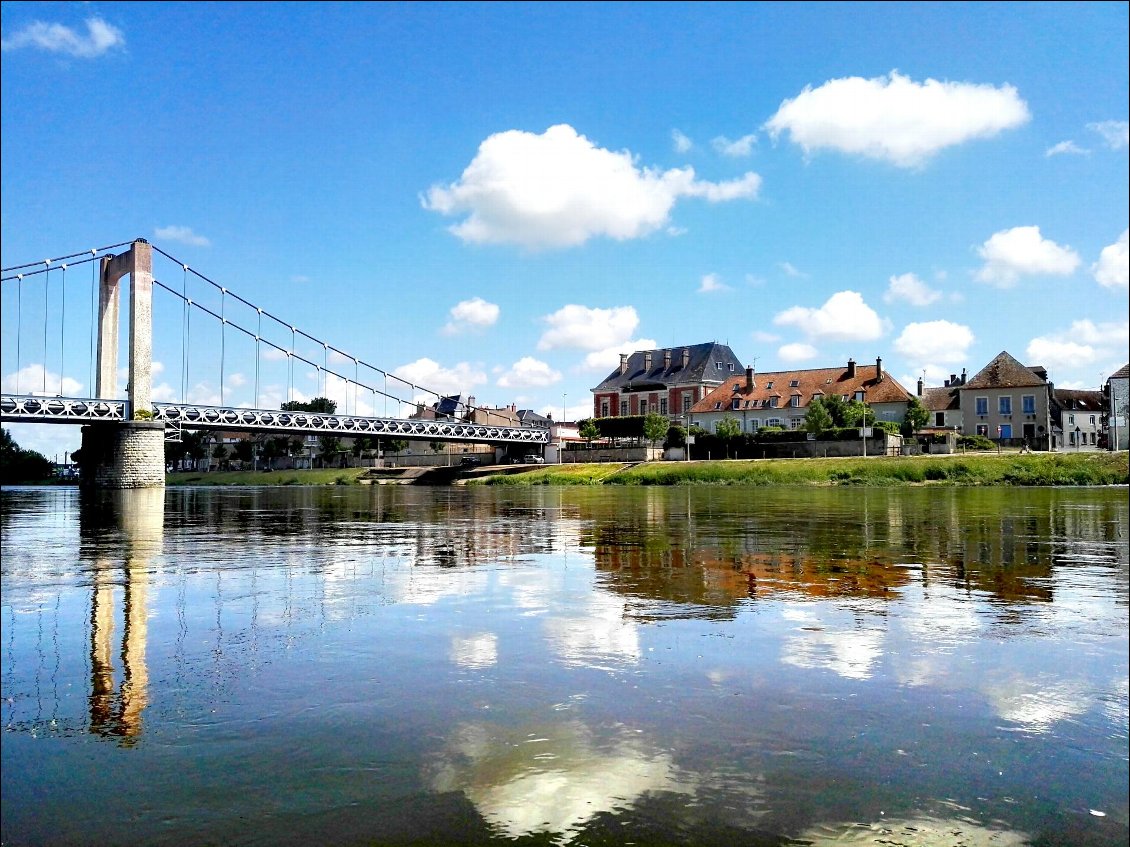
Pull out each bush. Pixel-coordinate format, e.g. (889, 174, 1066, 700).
(959, 434, 997, 451)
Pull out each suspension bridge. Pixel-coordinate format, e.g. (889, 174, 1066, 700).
(1, 239, 548, 486)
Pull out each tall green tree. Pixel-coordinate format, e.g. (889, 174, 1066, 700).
(0, 429, 54, 483)
(281, 397, 337, 414)
(902, 396, 930, 435)
(804, 398, 833, 434)
(643, 413, 669, 448)
(578, 418, 600, 447)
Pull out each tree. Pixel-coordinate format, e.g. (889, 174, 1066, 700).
(232, 438, 254, 464)
(0, 429, 54, 483)
(317, 435, 342, 467)
(804, 398, 833, 434)
(281, 397, 337, 414)
(715, 417, 741, 438)
(578, 418, 600, 447)
(211, 441, 229, 470)
(643, 413, 669, 448)
(902, 396, 930, 436)
(385, 439, 408, 462)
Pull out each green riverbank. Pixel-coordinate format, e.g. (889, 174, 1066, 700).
(164, 452, 1129, 487)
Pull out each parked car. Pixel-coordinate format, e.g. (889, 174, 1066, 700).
(523, 454, 544, 464)
(459, 456, 480, 467)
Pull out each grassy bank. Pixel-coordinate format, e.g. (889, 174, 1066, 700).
(161, 452, 1128, 488)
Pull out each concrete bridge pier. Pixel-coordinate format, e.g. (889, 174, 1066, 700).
(81, 239, 164, 489)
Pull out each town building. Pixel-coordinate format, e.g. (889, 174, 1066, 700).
(1105, 363, 1129, 450)
(590, 342, 745, 421)
(1053, 389, 1104, 449)
(958, 351, 1053, 449)
(917, 370, 966, 432)
(688, 357, 914, 434)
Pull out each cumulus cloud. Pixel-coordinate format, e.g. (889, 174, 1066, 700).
(392, 357, 488, 398)
(778, 342, 818, 362)
(537, 304, 640, 351)
(422, 124, 760, 249)
(155, 225, 211, 247)
(1, 16, 124, 57)
(1027, 319, 1129, 372)
(1087, 120, 1129, 150)
(773, 290, 886, 342)
(497, 357, 561, 389)
(712, 134, 758, 157)
(1045, 140, 1088, 157)
(763, 71, 1030, 168)
(582, 339, 659, 372)
(1093, 229, 1128, 289)
(697, 273, 731, 294)
(1, 364, 83, 396)
(442, 297, 500, 335)
(974, 226, 1081, 287)
(893, 320, 975, 365)
(884, 272, 942, 306)
(671, 129, 693, 153)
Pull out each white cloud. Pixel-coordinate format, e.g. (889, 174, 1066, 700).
(155, 225, 211, 247)
(884, 272, 942, 306)
(442, 297, 500, 335)
(763, 71, 1030, 168)
(751, 330, 780, 343)
(538, 304, 640, 351)
(582, 339, 659, 372)
(497, 357, 562, 389)
(1, 16, 124, 58)
(1045, 140, 1089, 157)
(1026, 319, 1129, 372)
(893, 320, 975, 365)
(671, 129, 693, 153)
(1, 364, 83, 396)
(712, 134, 758, 157)
(392, 357, 488, 398)
(974, 226, 1081, 287)
(778, 342, 818, 362)
(778, 261, 806, 278)
(1093, 229, 1129, 289)
(697, 273, 731, 294)
(773, 290, 886, 342)
(1087, 120, 1130, 150)
(422, 124, 760, 249)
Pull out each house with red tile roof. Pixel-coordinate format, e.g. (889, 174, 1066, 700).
(688, 357, 914, 435)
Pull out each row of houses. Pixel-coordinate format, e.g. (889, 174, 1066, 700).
(590, 342, 1129, 451)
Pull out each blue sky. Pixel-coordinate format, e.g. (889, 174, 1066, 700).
(2, 1, 1127, 457)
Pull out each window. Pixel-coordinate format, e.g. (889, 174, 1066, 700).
(728, 363, 735, 371)
(619, 400, 628, 416)
(714, 402, 722, 410)
(715, 362, 723, 371)
(639, 400, 648, 415)
(1022, 395, 1036, 414)
(732, 398, 741, 410)
(769, 397, 778, 408)
(600, 401, 609, 417)
(976, 424, 989, 436)
(767, 417, 782, 427)
(789, 394, 801, 407)
(1068, 414, 1075, 425)
(789, 379, 800, 388)
(976, 397, 988, 416)
(935, 411, 945, 426)
(766, 380, 774, 389)
(659, 398, 668, 415)
(682, 393, 693, 413)
(853, 391, 865, 402)
(1090, 415, 1096, 425)
(999, 396, 1012, 415)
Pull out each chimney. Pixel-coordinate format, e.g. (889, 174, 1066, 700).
(644, 351, 653, 372)
(944, 378, 950, 388)
(746, 366, 755, 392)
(876, 356, 883, 381)
(620, 353, 629, 375)
(467, 395, 476, 410)
(682, 347, 690, 368)
(847, 358, 856, 379)
(664, 349, 672, 370)
(950, 374, 957, 386)
(917, 377, 923, 396)
(961, 368, 967, 385)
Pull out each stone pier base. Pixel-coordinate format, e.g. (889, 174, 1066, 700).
(80, 422, 166, 489)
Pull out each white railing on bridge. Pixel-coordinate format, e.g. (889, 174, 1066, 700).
(1, 395, 550, 445)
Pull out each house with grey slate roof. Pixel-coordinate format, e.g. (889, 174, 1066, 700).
(590, 342, 744, 422)
(1105, 363, 1129, 450)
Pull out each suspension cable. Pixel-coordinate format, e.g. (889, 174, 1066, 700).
(220, 288, 227, 407)
(15, 275, 23, 394)
(181, 265, 189, 404)
(89, 257, 98, 397)
(255, 309, 262, 409)
(59, 264, 66, 395)
(1, 241, 132, 275)
(42, 262, 50, 394)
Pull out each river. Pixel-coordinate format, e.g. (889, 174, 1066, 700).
(2, 484, 1127, 846)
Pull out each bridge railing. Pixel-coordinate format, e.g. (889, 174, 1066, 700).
(0, 394, 128, 423)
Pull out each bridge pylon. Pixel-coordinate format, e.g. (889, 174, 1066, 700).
(82, 239, 164, 489)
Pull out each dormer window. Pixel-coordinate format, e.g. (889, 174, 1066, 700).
(853, 391, 865, 402)
(714, 401, 722, 410)
(728, 363, 735, 371)
(789, 379, 800, 388)
(766, 380, 774, 389)
(732, 383, 741, 393)
(715, 362, 723, 371)
(732, 398, 741, 410)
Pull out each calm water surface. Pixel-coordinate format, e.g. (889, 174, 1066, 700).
(2, 484, 1127, 846)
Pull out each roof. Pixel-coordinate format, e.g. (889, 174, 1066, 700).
(517, 409, 552, 427)
(1053, 388, 1103, 411)
(689, 361, 913, 415)
(1108, 363, 1130, 381)
(591, 342, 743, 393)
(921, 386, 961, 412)
(962, 351, 1048, 390)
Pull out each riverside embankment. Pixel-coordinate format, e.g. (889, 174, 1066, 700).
(164, 451, 1128, 487)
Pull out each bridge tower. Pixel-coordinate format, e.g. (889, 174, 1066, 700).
(80, 239, 165, 489)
